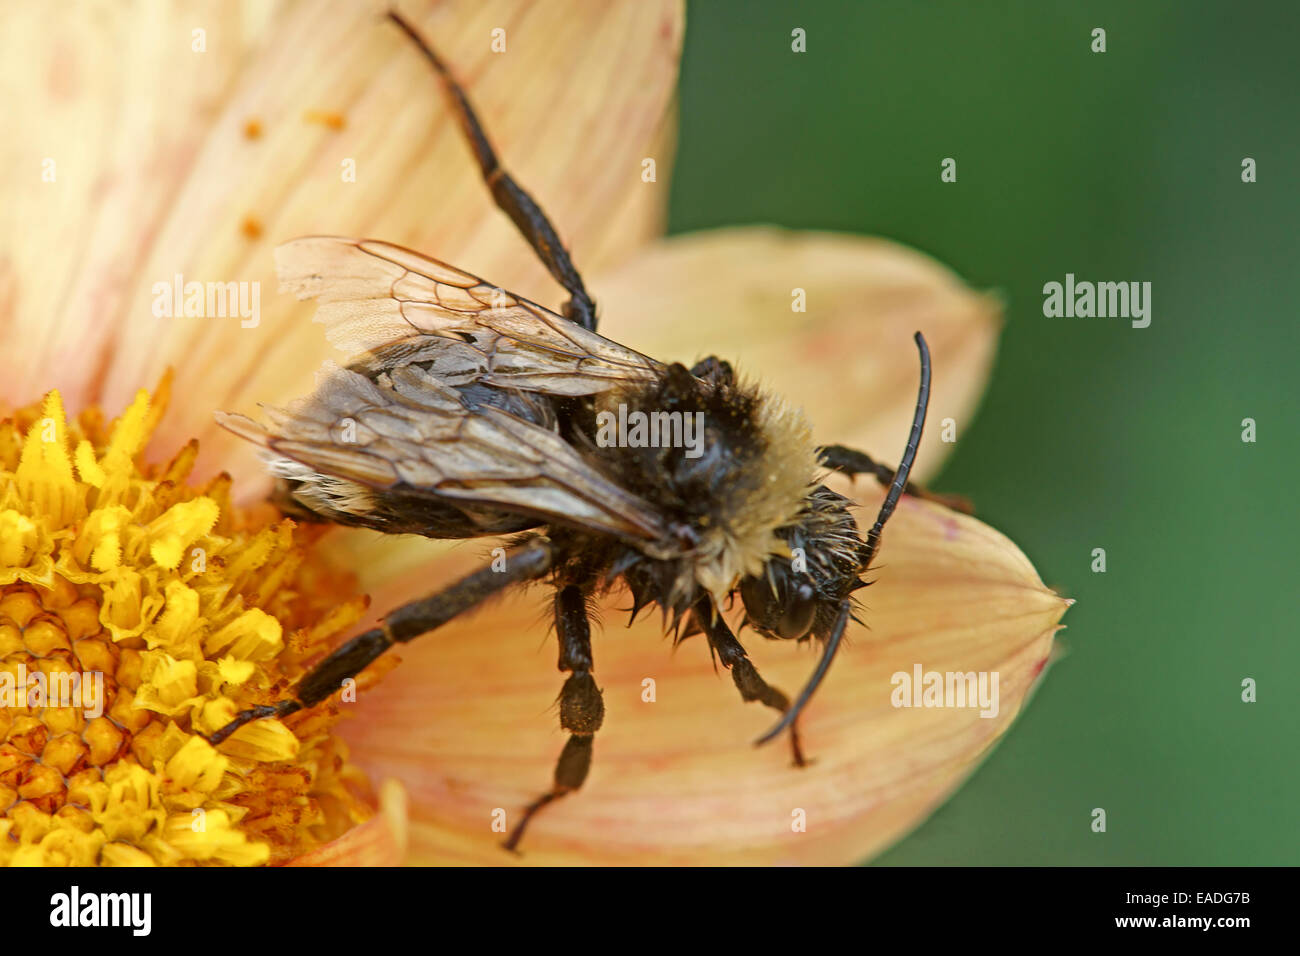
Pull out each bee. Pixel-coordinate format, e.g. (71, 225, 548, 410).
(209, 11, 943, 851)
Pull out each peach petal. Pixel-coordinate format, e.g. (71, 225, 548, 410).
(0, 0, 251, 413)
(1, 0, 683, 490)
(337, 481, 1066, 866)
(593, 227, 1001, 483)
(286, 778, 408, 867)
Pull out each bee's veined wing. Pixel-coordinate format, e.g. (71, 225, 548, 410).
(252, 236, 672, 539)
(217, 362, 671, 543)
(274, 236, 663, 395)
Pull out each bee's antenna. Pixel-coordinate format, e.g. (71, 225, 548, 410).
(387, 9, 451, 74)
(754, 332, 930, 747)
(754, 599, 850, 747)
(862, 331, 931, 569)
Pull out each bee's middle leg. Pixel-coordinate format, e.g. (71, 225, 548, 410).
(503, 584, 604, 852)
(692, 600, 808, 768)
(206, 539, 553, 746)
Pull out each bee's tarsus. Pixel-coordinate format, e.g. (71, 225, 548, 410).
(504, 734, 594, 852)
(694, 599, 807, 766)
(206, 699, 302, 746)
(503, 586, 603, 848)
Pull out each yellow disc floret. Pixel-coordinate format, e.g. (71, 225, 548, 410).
(0, 380, 385, 865)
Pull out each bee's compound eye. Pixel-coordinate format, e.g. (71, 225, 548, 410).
(776, 582, 817, 640)
(740, 574, 781, 633)
(741, 575, 817, 641)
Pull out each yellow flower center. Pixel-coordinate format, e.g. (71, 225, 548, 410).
(0, 378, 383, 865)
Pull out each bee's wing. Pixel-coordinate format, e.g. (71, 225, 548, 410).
(221, 237, 674, 543)
(217, 361, 670, 542)
(274, 236, 663, 395)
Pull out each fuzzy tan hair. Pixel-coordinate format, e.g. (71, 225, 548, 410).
(692, 386, 819, 601)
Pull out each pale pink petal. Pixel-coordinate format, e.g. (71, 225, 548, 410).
(594, 227, 1001, 482)
(339, 484, 1066, 865)
(0, 0, 683, 493)
(287, 778, 409, 867)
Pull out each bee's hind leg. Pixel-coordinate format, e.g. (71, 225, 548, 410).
(503, 585, 604, 853)
(818, 444, 973, 514)
(693, 600, 808, 768)
(387, 10, 598, 333)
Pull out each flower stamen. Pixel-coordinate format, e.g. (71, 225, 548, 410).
(0, 382, 387, 865)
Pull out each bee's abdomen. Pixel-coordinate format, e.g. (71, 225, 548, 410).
(269, 462, 541, 538)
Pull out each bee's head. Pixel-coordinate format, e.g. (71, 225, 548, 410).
(740, 485, 867, 642)
(746, 332, 931, 750)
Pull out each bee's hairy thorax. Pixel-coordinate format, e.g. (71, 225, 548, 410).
(558, 359, 823, 611)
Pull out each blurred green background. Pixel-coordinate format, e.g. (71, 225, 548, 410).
(669, 0, 1298, 865)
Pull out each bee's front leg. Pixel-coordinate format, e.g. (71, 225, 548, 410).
(818, 443, 973, 514)
(692, 599, 809, 768)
